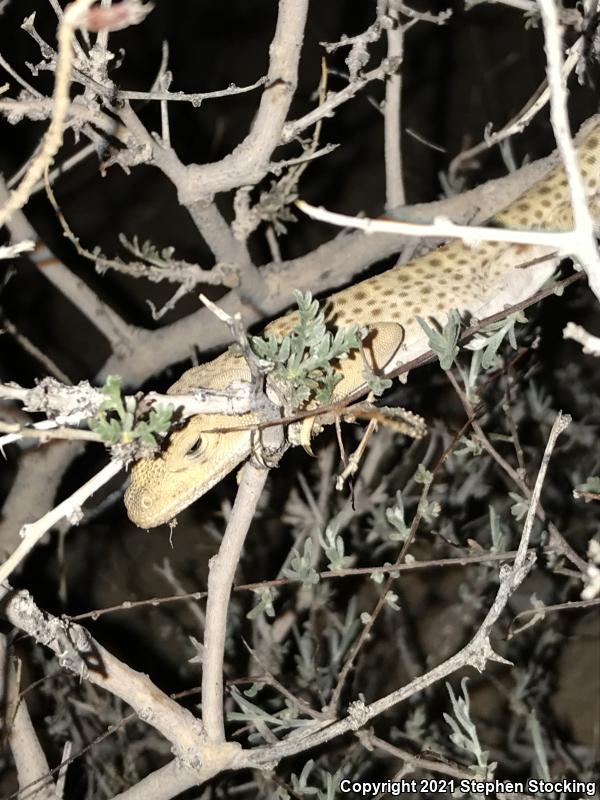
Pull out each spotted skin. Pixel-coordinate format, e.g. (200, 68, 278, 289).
(125, 120, 600, 528)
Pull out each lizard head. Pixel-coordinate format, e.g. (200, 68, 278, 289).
(124, 411, 255, 528)
(125, 353, 257, 528)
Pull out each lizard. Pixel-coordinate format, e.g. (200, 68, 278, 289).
(124, 117, 600, 528)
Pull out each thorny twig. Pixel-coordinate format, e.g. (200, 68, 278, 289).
(0, 0, 150, 228)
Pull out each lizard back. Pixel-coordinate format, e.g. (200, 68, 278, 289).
(124, 119, 600, 527)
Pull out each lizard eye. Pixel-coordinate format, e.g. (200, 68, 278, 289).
(185, 435, 208, 460)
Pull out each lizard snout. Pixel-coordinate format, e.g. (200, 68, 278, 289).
(124, 483, 157, 527)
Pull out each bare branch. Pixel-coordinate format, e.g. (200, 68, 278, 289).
(537, 0, 600, 300)
(563, 321, 600, 355)
(1, 636, 56, 800)
(0, 0, 150, 229)
(0, 458, 124, 585)
(202, 463, 269, 742)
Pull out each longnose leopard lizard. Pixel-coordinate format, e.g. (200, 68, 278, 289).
(124, 117, 600, 527)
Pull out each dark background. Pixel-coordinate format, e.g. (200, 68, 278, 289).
(0, 2, 598, 798)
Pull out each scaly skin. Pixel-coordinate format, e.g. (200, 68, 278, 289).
(124, 118, 600, 527)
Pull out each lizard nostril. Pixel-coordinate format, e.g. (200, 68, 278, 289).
(141, 492, 152, 510)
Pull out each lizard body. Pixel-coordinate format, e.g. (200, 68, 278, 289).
(125, 119, 600, 528)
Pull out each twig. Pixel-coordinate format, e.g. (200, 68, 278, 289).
(446, 371, 586, 573)
(0, 421, 101, 447)
(0, 458, 124, 585)
(140, 0, 310, 203)
(0, 0, 145, 227)
(55, 741, 72, 799)
(282, 58, 400, 144)
(448, 38, 583, 183)
(185, 201, 266, 303)
(0, 51, 42, 98)
(0, 377, 105, 423)
(515, 411, 570, 568)
(335, 418, 378, 490)
(361, 731, 477, 782)
(390, 0, 452, 24)
(297, 198, 583, 251)
(537, 0, 600, 300)
(1, 317, 72, 383)
(68, 546, 546, 624)
(98, 121, 594, 382)
(509, 596, 600, 636)
(2, 589, 219, 763)
(503, 373, 527, 475)
(95, 0, 113, 53)
(201, 463, 269, 743)
(5, 681, 233, 800)
(118, 75, 267, 104)
(23, 143, 97, 193)
(383, 4, 405, 208)
(1, 637, 56, 800)
(563, 321, 600, 355)
(0, 240, 34, 259)
(249, 415, 566, 765)
(0, 179, 137, 357)
(236, 640, 329, 721)
(327, 462, 435, 713)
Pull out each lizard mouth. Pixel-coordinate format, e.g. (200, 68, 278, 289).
(124, 465, 236, 528)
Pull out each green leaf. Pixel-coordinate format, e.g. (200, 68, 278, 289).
(88, 375, 173, 447)
(385, 491, 410, 542)
(509, 491, 529, 521)
(250, 291, 362, 408)
(415, 463, 433, 485)
(417, 309, 461, 370)
(247, 587, 276, 619)
(364, 370, 392, 396)
(465, 311, 526, 370)
(321, 516, 353, 571)
(577, 475, 600, 495)
(283, 539, 320, 588)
